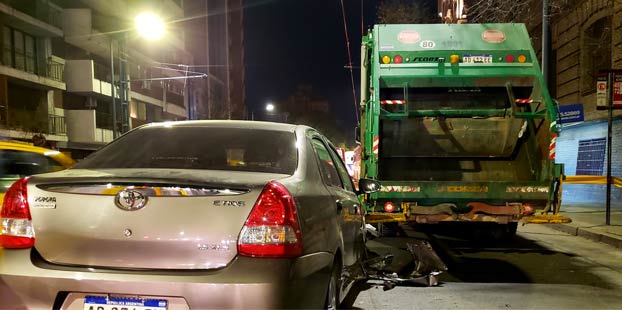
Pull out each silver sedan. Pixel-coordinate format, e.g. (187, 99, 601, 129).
(0, 120, 379, 309)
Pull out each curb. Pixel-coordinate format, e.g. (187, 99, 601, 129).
(548, 223, 622, 249)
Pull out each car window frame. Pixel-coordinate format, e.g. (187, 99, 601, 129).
(325, 142, 356, 193)
(309, 135, 343, 189)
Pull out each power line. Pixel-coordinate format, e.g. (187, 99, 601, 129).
(339, 0, 360, 125)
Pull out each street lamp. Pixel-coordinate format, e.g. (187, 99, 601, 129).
(111, 12, 165, 138)
(265, 103, 275, 112)
(135, 12, 165, 40)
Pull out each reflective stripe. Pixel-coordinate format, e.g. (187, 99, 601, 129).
(380, 100, 405, 105)
(549, 133, 557, 160)
(515, 98, 533, 104)
(372, 135, 379, 159)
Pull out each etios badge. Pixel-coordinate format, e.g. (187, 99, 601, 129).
(115, 190, 148, 211)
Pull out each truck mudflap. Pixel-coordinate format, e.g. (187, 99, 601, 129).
(363, 238, 447, 289)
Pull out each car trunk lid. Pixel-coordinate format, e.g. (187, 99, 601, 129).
(27, 169, 288, 270)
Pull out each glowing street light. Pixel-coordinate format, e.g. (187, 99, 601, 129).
(135, 12, 165, 40)
(265, 103, 275, 112)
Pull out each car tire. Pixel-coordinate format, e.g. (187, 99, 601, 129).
(325, 261, 341, 310)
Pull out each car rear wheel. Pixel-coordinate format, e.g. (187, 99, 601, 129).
(325, 261, 341, 310)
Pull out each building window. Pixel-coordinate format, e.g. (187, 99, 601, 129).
(581, 17, 612, 95)
(2, 26, 37, 74)
(576, 138, 606, 175)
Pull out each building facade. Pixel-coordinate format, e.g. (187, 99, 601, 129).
(551, 0, 622, 203)
(0, 0, 190, 158)
(184, 0, 245, 120)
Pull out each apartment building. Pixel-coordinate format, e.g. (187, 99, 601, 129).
(184, 0, 245, 120)
(0, 0, 190, 157)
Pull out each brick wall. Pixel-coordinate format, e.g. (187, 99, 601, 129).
(556, 118, 622, 202)
(552, 0, 622, 121)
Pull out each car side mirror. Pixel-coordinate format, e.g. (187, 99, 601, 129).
(358, 178, 380, 194)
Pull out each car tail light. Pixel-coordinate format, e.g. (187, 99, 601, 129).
(384, 201, 395, 213)
(1, 177, 34, 248)
(238, 181, 303, 258)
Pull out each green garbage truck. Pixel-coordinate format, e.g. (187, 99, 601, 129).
(358, 23, 568, 235)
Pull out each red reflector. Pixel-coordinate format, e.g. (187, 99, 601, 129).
(384, 202, 395, 213)
(393, 55, 403, 64)
(522, 204, 535, 216)
(238, 181, 303, 258)
(1, 177, 35, 249)
(505, 55, 515, 63)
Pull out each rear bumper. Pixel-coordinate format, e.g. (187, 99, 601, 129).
(0, 248, 333, 309)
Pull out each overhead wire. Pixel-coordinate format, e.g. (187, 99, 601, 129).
(339, 0, 360, 124)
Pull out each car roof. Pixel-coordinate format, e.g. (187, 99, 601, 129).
(0, 141, 76, 168)
(142, 120, 303, 132)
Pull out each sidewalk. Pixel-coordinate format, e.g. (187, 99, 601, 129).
(546, 202, 622, 249)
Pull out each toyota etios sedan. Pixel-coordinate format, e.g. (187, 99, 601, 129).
(0, 120, 379, 309)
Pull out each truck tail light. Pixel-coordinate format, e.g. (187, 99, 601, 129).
(393, 55, 403, 64)
(238, 181, 303, 258)
(384, 201, 395, 213)
(505, 55, 515, 63)
(1, 177, 35, 249)
(517, 54, 527, 63)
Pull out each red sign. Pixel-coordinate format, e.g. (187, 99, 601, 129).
(397, 30, 421, 44)
(482, 30, 506, 43)
(614, 73, 622, 108)
(597, 70, 622, 109)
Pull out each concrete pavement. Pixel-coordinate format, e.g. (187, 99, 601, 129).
(546, 202, 622, 249)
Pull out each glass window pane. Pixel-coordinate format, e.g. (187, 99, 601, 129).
(75, 127, 298, 175)
(328, 145, 354, 191)
(311, 138, 342, 188)
(3, 27, 12, 67)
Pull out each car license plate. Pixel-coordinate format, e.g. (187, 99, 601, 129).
(84, 295, 167, 310)
(462, 54, 492, 63)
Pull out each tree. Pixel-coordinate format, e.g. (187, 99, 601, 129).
(377, 0, 437, 24)
(277, 84, 350, 147)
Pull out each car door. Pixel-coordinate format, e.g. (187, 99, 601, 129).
(308, 135, 362, 267)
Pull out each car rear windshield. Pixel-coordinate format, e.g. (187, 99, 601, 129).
(75, 126, 298, 175)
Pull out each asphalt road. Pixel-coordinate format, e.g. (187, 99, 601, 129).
(347, 223, 622, 309)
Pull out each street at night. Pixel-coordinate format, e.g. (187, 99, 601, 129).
(350, 223, 622, 309)
(1, 0, 622, 309)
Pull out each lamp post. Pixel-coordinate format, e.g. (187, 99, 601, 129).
(110, 12, 165, 138)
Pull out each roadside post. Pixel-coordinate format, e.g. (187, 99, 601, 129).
(596, 69, 622, 225)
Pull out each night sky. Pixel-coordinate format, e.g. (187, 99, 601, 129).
(244, 0, 378, 141)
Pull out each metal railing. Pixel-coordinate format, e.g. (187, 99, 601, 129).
(47, 114, 66, 135)
(46, 57, 64, 81)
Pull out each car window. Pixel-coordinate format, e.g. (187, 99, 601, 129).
(0, 150, 65, 193)
(74, 126, 298, 175)
(311, 138, 342, 188)
(326, 144, 355, 192)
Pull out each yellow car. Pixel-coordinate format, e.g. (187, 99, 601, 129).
(1, 141, 75, 204)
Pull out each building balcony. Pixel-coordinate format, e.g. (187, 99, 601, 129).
(64, 59, 117, 99)
(0, 0, 63, 37)
(0, 55, 66, 90)
(65, 109, 113, 144)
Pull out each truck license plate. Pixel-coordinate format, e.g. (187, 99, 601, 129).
(462, 54, 492, 63)
(83, 295, 167, 310)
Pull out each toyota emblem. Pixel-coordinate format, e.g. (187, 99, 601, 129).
(115, 190, 148, 211)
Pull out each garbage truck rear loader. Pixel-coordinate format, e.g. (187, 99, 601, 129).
(359, 24, 568, 236)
